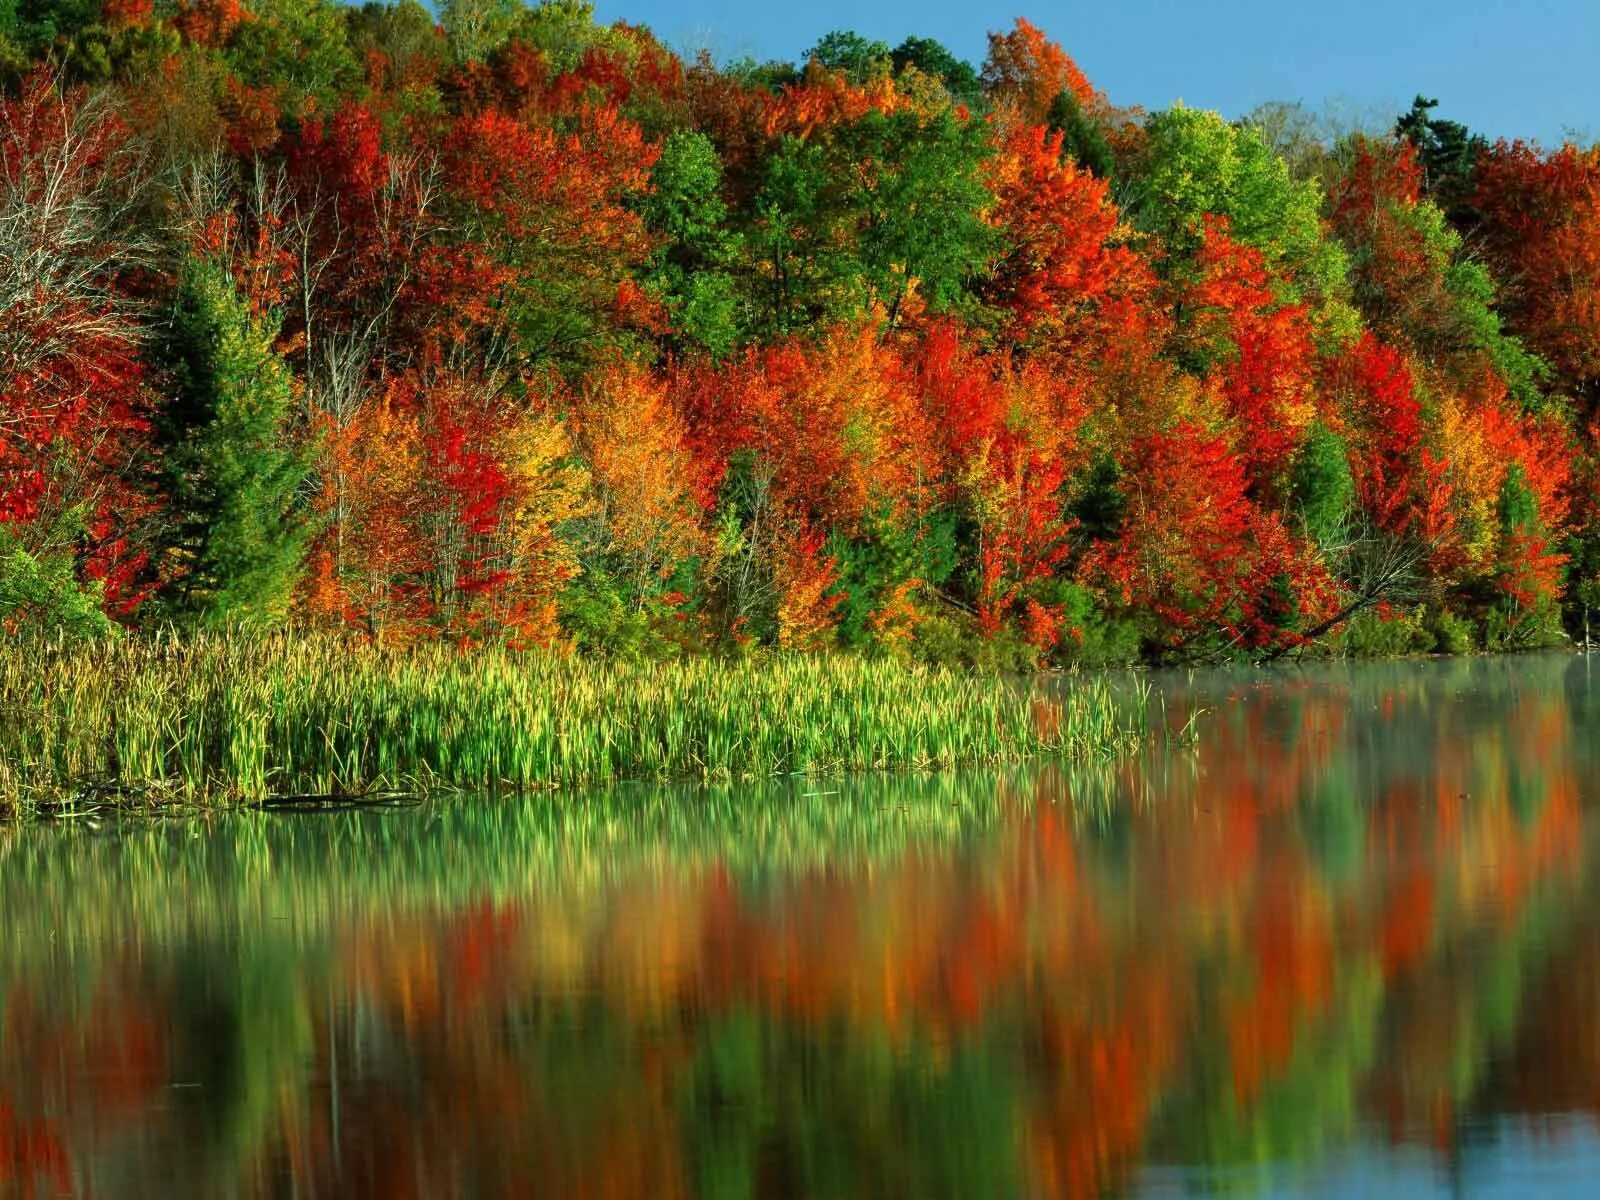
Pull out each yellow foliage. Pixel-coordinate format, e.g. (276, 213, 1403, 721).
(1435, 390, 1503, 570)
(579, 361, 708, 595)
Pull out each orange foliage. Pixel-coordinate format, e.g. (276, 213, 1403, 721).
(1475, 141, 1600, 395)
(981, 18, 1098, 124)
(983, 119, 1150, 348)
(912, 325, 1089, 631)
(1084, 423, 1335, 646)
(1187, 216, 1318, 486)
(308, 375, 589, 644)
(577, 360, 708, 592)
(774, 523, 844, 649)
(174, 0, 248, 47)
(764, 60, 906, 140)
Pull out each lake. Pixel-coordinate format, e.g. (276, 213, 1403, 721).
(2, 653, 1597, 1198)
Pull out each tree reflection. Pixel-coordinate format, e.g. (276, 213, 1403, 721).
(0, 655, 1595, 1198)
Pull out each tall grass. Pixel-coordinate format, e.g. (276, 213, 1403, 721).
(0, 635, 1156, 812)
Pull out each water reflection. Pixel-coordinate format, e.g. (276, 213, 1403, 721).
(1, 654, 1598, 1197)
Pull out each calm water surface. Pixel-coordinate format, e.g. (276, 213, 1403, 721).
(3, 654, 1599, 1198)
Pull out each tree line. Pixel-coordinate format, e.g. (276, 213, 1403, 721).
(3, 1, 1598, 663)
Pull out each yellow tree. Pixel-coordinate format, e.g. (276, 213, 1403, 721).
(575, 360, 708, 608)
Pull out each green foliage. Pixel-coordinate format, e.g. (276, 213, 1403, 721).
(1, 0, 98, 58)
(826, 507, 957, 649)
(1290, 423, 1355, 546)
(832, 109, 999, 321)
(1395, 95, 1485, 222)
(1442, 255, 1551, 411)
(557, 557, 705, 659)
(644, 129, 742, 355)
(226, 0, 362, 113)
(745, 108, 999, 332)
(1482, 601, 1564, 652)
(439, 0, 520, 64)
(1069, 451, 1128, 543)
(157, 258, 314, 629)
(1485, 464, 1565, 649)
(0, 523, 113, 639)
(746, 136, 828, 335)
(1136, 105, 1353, 329)
(345, 0, 447, 81)
(558, 574, 664, 657)
(1497, 463, 1540, 543)
(805, 29, 889, 81)
(1337, 607, 1435, 657)
(1422, 605, 1476, 654)
(508, 0, 634, 75)
(721, 54, 802, 92)
(1046, 87, 1113, 178)
(890, 36, 981, 107)
(1048, 580, 1146, 666)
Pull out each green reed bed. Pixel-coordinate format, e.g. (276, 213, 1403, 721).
(0, 635, 1153, 811)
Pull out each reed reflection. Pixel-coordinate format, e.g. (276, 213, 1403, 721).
(1, 654, 1596, 1198)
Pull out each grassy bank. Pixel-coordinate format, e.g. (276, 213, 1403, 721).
(0, 636, 1159, 813)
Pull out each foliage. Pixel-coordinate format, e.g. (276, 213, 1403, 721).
(745, 103, 998, 333)
(1290, 422, 1355, 547)
(642, 128, 740, 354)
(1135, 105, 1353, 333)
(1473, 140, 1600, 407)
(0, 7, 1591, 661)
(1394, 95, 1485, 222)
(0, 521, 113, 638)
(1047, 87, 1114, 179)
(891, 36, 980, 108)
(157, 256, 313, 627)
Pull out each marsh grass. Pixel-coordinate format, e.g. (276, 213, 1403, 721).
(0, 635, 1155, 813)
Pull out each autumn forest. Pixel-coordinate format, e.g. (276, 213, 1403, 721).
(3, 0, 1600, 665)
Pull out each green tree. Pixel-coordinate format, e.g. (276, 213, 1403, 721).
(345, 0, 448, 85)
(1395, 95, 1485, 224)
(1069, 452, 1128, 543)
(226, 0, 362, 113)
(158, 259, 313, 628)
(891, 36, 981, 107)
(1046, 87, 1113, 178)
(0, 522, 113, 638)
(805, 29, 889, 81)
(1487, 462, 1562, 647)
(509, 0, 632, 75)
(439, 0, 519, 64)
(1133, 105, 1353, 333)
(1289, 423, 1355, 546)
(643, 129, 742, 356)
(0, 0, 98, 58)
(745, 108, 998, 333)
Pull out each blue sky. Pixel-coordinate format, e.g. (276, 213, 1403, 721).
(592, 0, 1599, 144)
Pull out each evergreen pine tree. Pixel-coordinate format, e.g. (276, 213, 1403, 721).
(159, 257, 313, 628)
(1047, 88, 1114, 179)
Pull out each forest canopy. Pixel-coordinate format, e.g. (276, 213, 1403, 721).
(2, 2, 1598, 662)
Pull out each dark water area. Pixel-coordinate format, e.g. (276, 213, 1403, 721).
(2, 653, 1599, 1198)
